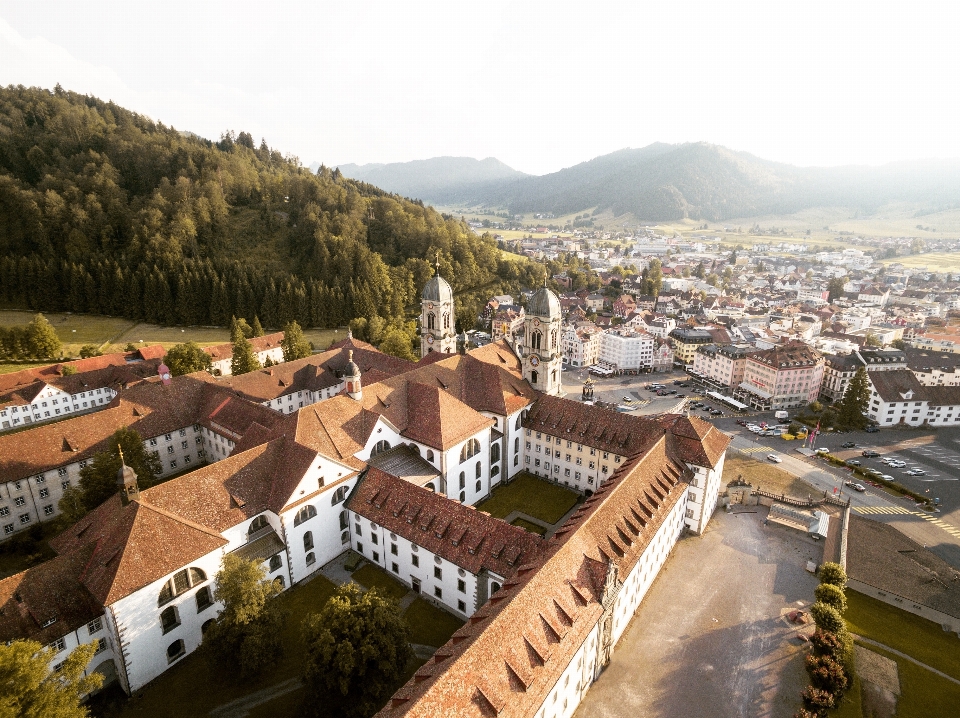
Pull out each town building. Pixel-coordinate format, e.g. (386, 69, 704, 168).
(561, 327, 601, 368)
(691, 344, 749, 393)
(819, 349, 907, 403)
(597, 329, 655, 373)
(667, 328, 714, 366)
(205, 332, 285, 376)
(734, 341, 824, 410)
(865, 369, 960, 427)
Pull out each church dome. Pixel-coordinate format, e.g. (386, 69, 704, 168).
(422, 273, 454, 303)
(527, 286, 561, 319)
(343, 350, 361, 378)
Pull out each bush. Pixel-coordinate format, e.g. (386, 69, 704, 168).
(800, 685, 835, 712)
(806, 653, 849, 695)
(818, 562, 847, 587)
(814, 583, 847, 614)
(810, 602, 846, 635)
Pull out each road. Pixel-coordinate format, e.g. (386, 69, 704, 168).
(718, 420, 960, 569)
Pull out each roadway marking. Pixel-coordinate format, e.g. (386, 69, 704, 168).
(853, 506, 913, 515)
(738, 446, 774, 454)
(854, 506, 960, 537)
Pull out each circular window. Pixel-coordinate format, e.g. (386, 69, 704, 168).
(389, 532, 397, 541)
(458, 568, 466, 577)
(370, 521, 378, 530)
(411, 545, 419, 553)
(434, 556, 442, 565)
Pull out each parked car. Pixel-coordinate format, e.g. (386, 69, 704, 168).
(814, 448, 830, 455)
(880, 474, 896, 482)
(841, 442, 856, 448)
(844, 481, 866, 492)
(905, 469, 926, 476)
(767, 454, 782, 463)
(865, 426, 880, 433)
(862, 450, 880, 457)
(846, 460, 861, 467)
(889, 460, 906, 468)
(622, 396, 632, 402)
(737, 419, 747, 426)
(710, 410, 723, 416)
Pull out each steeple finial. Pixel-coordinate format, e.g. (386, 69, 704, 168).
(435, 251, 441, 276)
(118, 444, 125, 465)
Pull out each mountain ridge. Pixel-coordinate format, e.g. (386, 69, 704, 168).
(331, 144, 960, 222)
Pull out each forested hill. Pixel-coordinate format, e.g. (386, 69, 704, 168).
(367, 144, 960, 222)
(335, 157, 528, 206)
(0, 85, 544, 331)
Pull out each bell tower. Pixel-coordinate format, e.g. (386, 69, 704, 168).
(116, 447, 140, 506)
(522, 284, 563, 395)
(420, 255, 456, 357)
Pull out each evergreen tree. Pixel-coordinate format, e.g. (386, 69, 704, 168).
(26, 313, 61, 360)
(280, 321, 311, 362)
(164, 341, 213, 376)
(0, 640, 103, 718)
(252, 316, 264, 337)
(230, 316, 242, 343)
(231, 337, 262, 376)
(78, 427, 163, 510)
(837, 368, 870, 429)
(302, 583, 411, 718)
(203, 554, 285, 678)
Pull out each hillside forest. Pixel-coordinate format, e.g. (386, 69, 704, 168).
(0, 85, 549, 337)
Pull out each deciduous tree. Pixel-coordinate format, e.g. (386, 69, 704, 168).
(302, 583, 411, 718)
(164, 341, 212, 376)
(203, 554, 285, 678)
(78, 427, 162, 510)
(0, 640, 102, 718)
(378, 328, 416, 361)
(27, 314, 61, 360)
(230, 337, 261, 376)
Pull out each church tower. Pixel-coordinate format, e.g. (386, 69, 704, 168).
(522, 284, 563, 395)
(420, 258, 456, 357)
(117, 449, 140, 506)
(344, 351, 363, 401)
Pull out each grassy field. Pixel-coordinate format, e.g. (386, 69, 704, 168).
(860, 643, 960, 718)
(722, 454, 818, 498)
(0, 310, 345, 365)
(844, 589, 960, 681)
(0, 361, 47, 375)
(879, 251, 960, 271)
(475, 472, 579, 525)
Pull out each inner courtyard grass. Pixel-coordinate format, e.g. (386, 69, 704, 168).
(844, 589, 960, 681)
(511, 517, 548, 536)
(475, 472, 579, 525)
(402, 597, 466, 648)
(351, 562, 409, 601)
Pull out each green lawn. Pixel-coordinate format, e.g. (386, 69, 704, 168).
(351, 562, 409, 601)
(0, 311, 135, 357)
(860, 643, 960, 718)
(511, 517, 548, 536)
(0, 361, 48, 375)
(402, 597, 465, 648)
(845, 589, 960, 681)
(475, 472, 579, 525)
(0, 524, 59, 580)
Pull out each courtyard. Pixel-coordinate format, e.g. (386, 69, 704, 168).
(475, 472, 581, 536)
(575, 508, 822, 718)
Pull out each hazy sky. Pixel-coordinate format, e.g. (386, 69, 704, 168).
(2, 2, 958, 175)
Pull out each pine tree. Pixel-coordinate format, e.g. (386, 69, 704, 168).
(252, 316, 264, 337)
(837, 367, 870, 429)
(280, 321, 311, 362)
(231, 336, 262, 376)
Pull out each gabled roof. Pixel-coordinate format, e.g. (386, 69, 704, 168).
(204, 332, 285, 361)
(868, 370, 927, 404)
(376, 438, 691, 718)
(50, 495, 227, 606)
(348, 468, 543, 577)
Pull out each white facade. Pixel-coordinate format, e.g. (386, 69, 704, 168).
(561, 327, 601, 368)
(598, 330, 655, 372)
(1, 384, 117, 431)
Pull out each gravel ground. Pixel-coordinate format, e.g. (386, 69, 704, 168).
(575, 509, 822, 718)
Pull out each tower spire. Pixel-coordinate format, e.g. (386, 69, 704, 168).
(436, 251, 441, 276)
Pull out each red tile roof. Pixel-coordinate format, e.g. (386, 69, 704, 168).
(376, 437, 691, 718)
(348, 467, 544, 576)
(204, 332, 285, 361)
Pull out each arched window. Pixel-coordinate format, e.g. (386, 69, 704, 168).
(248, 515, 269, 535)
(167, 639, 185, 662)
(491, 581, 502, 594)
(158, 567, 207, 606)
(195, 586, 212, 612)
(531, 331, 542, 350)
(443, 313, 450, 329)
(201, 619, 215, 634)
(530, 370, 539, 385)
(341, 530, 350, 545)
(339, 510, 348, 530)
(515, 415, 521, 430)
(427, 313, 436, 330)
(274, 576, 285, 590)
(426, 449, 434, 462)
(425, 482, 436, 492)
(459, 438, 480, 463)
(269, 554, 282, 572)
(475, 480, 481, 493)
(513, 437, 519, 454)
(491, 465, 500, 477)
(331, 485, 350, 505)
(491, 443, 501, 463)
(550, 329, 558, 349)
(160, 606, 179, 634)
(459, 491, 465, 502)
(475, 461, 481, 478)
(371, 439, 391, 457)
(306, 552, 316, 566)
(303, 531, 314, 551)
(408, 443, 420, 455)
(459, 472, 465, 490)
(294, 505, 317, 527)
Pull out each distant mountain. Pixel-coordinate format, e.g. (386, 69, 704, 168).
(343, 144, 960, 221)
(328, 157, 529, 205)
